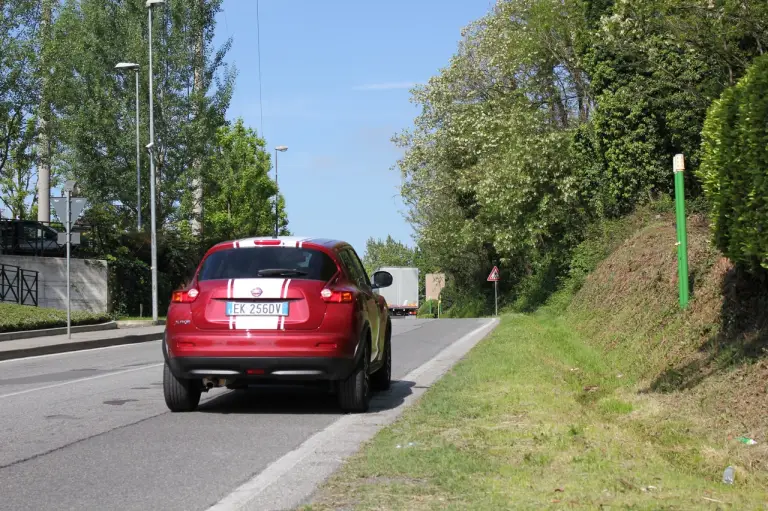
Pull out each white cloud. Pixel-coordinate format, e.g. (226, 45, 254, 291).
(352, 81, 419, 91)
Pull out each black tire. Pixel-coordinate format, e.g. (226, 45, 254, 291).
(163, 362, 201, 412)
(338, 331, 371, 413)
(371, 318, 392, 391)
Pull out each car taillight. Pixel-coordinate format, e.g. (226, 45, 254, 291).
(172, 288, 199, 304)
(321, 288, 353, 303)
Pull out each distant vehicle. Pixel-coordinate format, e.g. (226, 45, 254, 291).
(375, 266, 419, 317)
(0, 220, 63, 256)
(163, 236, 394, 413)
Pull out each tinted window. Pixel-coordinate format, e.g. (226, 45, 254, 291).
(347, 249, 371, 287)
(198, 247, 338, 282)
(339, 249, 370, 289)
(22, 223, 37, 239)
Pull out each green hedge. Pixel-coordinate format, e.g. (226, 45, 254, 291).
(0, 303, 111, 333)
(698, 54, 768, 269)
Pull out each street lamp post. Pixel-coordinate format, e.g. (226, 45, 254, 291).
(114, 62, 141, 231)
(146, 0, 164, 322)
(63, 180, 77, 339)
(274, 145, 288, 237)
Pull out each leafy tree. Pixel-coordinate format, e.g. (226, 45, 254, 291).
(361, 236, 416, 276)
(0, 0, 41, 219)
(395, 0, 592, 307)
(394, 0, 768, 314)
(52, 0, 234, 231)
(580, 0, 768, 216)
(202, 118, 287, 245)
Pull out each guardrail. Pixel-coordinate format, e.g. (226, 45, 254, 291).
(0, 264, 39, 307)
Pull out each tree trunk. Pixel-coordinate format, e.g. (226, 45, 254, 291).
(36, 0, 53, 224)
(190, 0, 205, 235)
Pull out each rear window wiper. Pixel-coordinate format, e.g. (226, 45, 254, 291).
(256, 269, 309, 277)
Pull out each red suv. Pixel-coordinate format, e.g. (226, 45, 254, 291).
(162, 237, 394, 413)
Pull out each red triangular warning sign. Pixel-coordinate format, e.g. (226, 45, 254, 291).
(487, 266, 500, 282)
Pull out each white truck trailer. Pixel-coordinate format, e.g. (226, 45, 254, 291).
(375, 266, 419, 316)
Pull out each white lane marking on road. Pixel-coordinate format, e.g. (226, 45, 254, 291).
(0, 340, 162, 365)
(206, 318, 499, 511)
(0, 363, 164, 400)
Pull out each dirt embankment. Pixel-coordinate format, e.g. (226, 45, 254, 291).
(569, 212, 768, 444)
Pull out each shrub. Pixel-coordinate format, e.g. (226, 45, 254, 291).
(418, 299, 439, 318)
(0, 303, 110, 333)
(698, 54, 768, 269)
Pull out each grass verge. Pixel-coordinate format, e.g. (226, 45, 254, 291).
(305, 313, 768, 510)
(0, 303, 111, 333)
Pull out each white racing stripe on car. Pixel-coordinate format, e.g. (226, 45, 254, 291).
(227, 279, 234, 330)
(279, 279, 291, 330)
(233, 236, 311, 248)
(230, 278, 289, 330)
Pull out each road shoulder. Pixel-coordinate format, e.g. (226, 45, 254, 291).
(0, 325, 165, 361)
(205, 318, 499, 511)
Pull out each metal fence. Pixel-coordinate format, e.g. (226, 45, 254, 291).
(0, 264, 39, 307)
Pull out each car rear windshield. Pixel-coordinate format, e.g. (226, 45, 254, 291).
(197, 247, 338, 282)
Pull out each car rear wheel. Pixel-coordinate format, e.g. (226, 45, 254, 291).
(371, 318, 392, 391)
(163, 362, 201, 412)
(338, 332, 370, 413)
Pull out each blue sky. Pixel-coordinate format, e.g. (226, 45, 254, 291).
(213, 0, 493, 255)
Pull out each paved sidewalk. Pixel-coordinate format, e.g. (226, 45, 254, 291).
(0, 325, 165, 361)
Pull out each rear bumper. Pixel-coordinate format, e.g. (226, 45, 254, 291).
(163, 329, 359, 381)
(166, 355, 356, 381)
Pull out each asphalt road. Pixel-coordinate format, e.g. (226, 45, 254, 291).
(0, 318, 487, 511)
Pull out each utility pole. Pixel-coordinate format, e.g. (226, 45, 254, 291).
(274, 145, 288, 237)
(146, 0, 165, 322)
(36, 0, 54, 224)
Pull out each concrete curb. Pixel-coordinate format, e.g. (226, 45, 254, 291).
(116, 320, 165, 328)
(0, 321, 118, 343)
(0, 329, 165, 362)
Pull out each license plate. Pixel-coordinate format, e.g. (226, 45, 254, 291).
(225, 301, 289, 316)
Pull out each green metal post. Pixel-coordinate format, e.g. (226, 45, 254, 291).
(673, 154, 689, 309)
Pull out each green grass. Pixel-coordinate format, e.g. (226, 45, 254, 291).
(305, 313, 768, 510)
(0, 303, 111, 333)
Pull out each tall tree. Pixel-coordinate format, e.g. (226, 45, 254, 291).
(189, 0, 206, 235)
(154, 0, 234, 228)
(51, 0, 234, 231)
(396, 0, 591, 301)
(0, 0, 40, 219)
(202, 118, 287, 244)
(579, 0, 768, 216)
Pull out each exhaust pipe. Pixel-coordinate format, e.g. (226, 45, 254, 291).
(202, 376, 234, 390)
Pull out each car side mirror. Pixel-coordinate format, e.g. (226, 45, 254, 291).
(371, 271, 393, 289)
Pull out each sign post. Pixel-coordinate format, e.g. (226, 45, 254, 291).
(673, 154, 689, 309)
(487, 266, 500, 316)
(426, 273, 446, 319)
(52, 181, 85, 339)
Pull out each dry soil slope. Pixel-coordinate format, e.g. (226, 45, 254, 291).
(568, 212, 768, 451)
